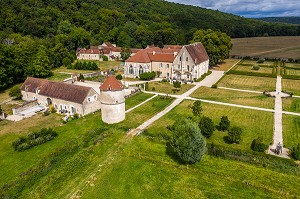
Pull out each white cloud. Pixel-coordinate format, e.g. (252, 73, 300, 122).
(166, 0, 300, 17)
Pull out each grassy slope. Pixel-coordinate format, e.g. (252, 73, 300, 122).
(191, 87, 274, 109)
(218, 74, 276, 91)
(283, 115, 300, 148)
(282, 98, 300, 113)
(212, 58, 240, 71)
(282, 79, 300, 96)
(146, 100, 273, 151)
(81, 137, 300, 199)
(125, 92, 154, 110)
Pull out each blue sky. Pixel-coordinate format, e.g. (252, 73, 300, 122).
(166, 0, 300, 18)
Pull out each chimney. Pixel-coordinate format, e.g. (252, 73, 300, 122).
(153, 51, 156, 55)
(173, 52, 178, 57)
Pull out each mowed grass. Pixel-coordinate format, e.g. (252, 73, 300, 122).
(218, 74, 276, 91)
(0, 95, 174, 187)
(240, 60, 274, 66)
(147, 82, 194, 95)
(286, 69, 300, 76)
(79, 137, 300, 199)
(282, 115, 300, 148)
(48, 72, 71, 82)
(146, 100, 273, 151)
(282, 98, 300, 113)
(212, 58, 240, 71)
(191, 87, 274, 109)
(282, 79, 300, 96)
(125, 92, 154, 110)
(235, 65, 273, 74)
(230, 36, 300, 59)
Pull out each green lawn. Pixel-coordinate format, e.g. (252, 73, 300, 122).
(218, 74, 276, 91)
(145, 100, 273, 151)
(282, 97, 300, 113)
(240, 60, 274, 66)
(48, 72, 71, 82)
(286, 69, 300, 76)
(212, 58, 240, 71)
(53, 66, 97, 74)
(0, 95, 174, 190)
(147, 82, 194, 95)
(282, 79, 300, 96)
(77, 60, 121, 71)
(125, 92, 154, 110)
(191, 87, 274, 109)
(283, 115, 300, 148)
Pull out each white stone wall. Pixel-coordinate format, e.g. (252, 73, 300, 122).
(124, 62, 151, 78)
(77, 53, 100, 61)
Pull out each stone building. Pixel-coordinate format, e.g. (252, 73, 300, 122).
(21, 77, 101, 115)
(124, 43, 209, 81)
(99, 76, 125, 124)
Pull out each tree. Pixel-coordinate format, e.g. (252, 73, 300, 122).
(228, 126, 242, 144)
(218, 116, 230, 131)
(173, 81, 181, 88)
(9, 85, 22, 100)
(199, 116, 215, 138)
(191, 100, 202, 117)
(191, 29, 232, 66)
(116, 74, 122, 80)
(62, 57, 72, 67)
(120, 47, 132, 61)
(32, 46, 52, 77)
(170, 119, 206, 164)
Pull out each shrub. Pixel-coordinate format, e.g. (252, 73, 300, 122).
(116, 74, 122, 80)
(139, 71, 156, 80)
(198, 116, 215, 138)
(191, 100, 202, 117)
(101, 55, 108, 61)
(151, 87, 155, 91)
(251, 137, 269, 152)
(252, 65, 260, 70)
(173, 81, 181, 88)
(73, 113, 79, 119)
(257, 59, 265, 63)
(290, 143, 300, 160)
(79, 73, 85, 81)
(227, 126, 242, 144)
(161, 78, 168, 82)
(218, 116, 230, 131)
(9, 85, 22, 100)
(62, 57, 72, 67)
(170, 119, 206, 164)
(211, 84, 217, 88)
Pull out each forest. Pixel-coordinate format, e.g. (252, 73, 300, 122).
(1, 0, 300, 90)
(257, 17, 300, 25)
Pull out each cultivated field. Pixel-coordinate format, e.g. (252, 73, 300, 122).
(282, 79, 300, 96)
(146, 100, 273, 151)
(191, 87, 274, 109)
(218, 74, 276, 91)
(147, 82, 194, 95)
(230, 36, 300, 59)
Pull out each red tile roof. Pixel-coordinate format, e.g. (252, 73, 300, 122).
(126, 47, 162, 63)
(131, 48, 142, 53)
(21, 77, 93, 104)
(185, 43, 209, 65)
(147, 53, 176, 63)
(78, 48, 100, 54)
(163, 45, 182, 49)
(100, 76, 123, 91)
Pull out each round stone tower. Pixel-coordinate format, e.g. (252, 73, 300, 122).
(100, 75, 125, 124)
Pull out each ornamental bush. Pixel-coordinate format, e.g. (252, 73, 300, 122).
(218, 116, 230, 131)
(139, 72, 156, 80)
(290, 143, 300, 160)
(199, 116, 215, 138)
(116, 74, 122, 80)
(173, 81, 181, 88)
(252, 65, 260, 70)
(251, 136, 269, 152)
(170, 119, 206, 164)
(227, 126, 242, 144)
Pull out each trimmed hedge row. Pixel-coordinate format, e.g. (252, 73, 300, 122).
(226, 70, 277, 78)
(12, 128, 58, 152)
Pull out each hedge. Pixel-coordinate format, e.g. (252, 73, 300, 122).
(139, 71, 156, 80)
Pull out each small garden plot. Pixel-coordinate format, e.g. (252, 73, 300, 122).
(191, 87, 274, 109)
(218, 74, 276, 91)
(282, 98, 300, 113)
(146, 82, 194, 95)
(282, 79, 300, 96)
(240, 59, 274, 66)
(145, 100, 273, 151)
(283, 115, 300, 148)
(286, 69, 300, 76)
(234, 65, 273, 74)
(285, 62, 300, 68)
(125, 92, 155, 110)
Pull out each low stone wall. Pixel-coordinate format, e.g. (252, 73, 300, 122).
(13, 100, 39, 115)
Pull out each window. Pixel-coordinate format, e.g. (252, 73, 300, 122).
(166, 64, 169, 68)
(94, 95, 97, 100)
(166, 73, 170, 78)
(33, 96, 36, 100)
(186, 57, 188, 62)
(187, 65, 190, 71)
(180, 56, 182, 61)
(159, 63, 163, 68)
(64, 105, 67, 110)
(178, 64, 180, 70)
(129, 65, 134, 74)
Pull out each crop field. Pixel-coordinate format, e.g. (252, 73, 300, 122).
(212, 58, 240, 71)
(283, 115, 300, 148)
(146, 100, 273, 151)
(282, 79, 300, 96)
(230, 36, 300, 59)
(218, 74, 276, 91)
(282, 98, 300, 113)
(234, 65, 273, 74)
(147, 82, 194, 95)
(191, 87, 274, 109)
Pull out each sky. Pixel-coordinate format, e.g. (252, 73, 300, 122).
(166, 0, 300, 18)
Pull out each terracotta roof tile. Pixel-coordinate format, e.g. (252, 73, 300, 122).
(21, 77, 93, 104)
(147, 53, 176, 63)
(100, 76, 123, 91)
(78, 48, 100, 54)
(185, 43, 209, 65)
(126, 47, 162, 63)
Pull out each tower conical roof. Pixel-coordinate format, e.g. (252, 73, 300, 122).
(100, 76, 123, 91)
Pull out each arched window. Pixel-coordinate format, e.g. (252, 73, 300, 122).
(187, 65, 190, 71)
(129, 65, 134, 74)
(166, 64, 169, 68)
(139, 65, 143, 74)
